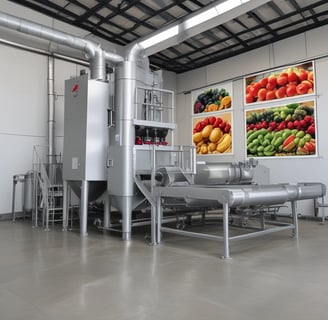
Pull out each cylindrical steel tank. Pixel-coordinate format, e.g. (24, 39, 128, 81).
(194, 162, 255, 185)
(23, 171, 33, 212)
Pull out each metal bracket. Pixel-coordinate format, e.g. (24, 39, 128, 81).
(107, 108, 115, 128)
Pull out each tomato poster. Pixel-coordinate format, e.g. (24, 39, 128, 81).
(192, 82, 233, 115)
(192, 112, 232, 155)
(245, 100, 316, 158)
(244, 62, 315, 105)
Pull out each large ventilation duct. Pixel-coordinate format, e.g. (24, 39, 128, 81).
(128, 0, 271, 57)
(0, 11, 123, 80)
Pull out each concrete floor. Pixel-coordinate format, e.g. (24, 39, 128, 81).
(0, 219, 327, 320)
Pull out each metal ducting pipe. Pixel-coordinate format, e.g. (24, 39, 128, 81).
(48, 56, 55, 164)
(108, 43, 145, 240)
(0, 11, 124, 80)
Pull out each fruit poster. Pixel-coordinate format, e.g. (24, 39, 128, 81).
(245, 100, 316, 158)
(244, 62, 315, 105)
(192, 82, 233, 114)
(192, 112, 232, 155)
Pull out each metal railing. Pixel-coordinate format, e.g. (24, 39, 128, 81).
(32, 145, 63, 229)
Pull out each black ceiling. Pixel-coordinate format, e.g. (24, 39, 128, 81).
(8, 0, 328, 73)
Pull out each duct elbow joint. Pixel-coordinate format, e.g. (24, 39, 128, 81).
(84, 42, 107, 81)
(126, 43, 145, 62)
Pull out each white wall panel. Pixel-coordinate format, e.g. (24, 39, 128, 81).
(0, 45, 47, 136)
(272, 33, 307, 67)
(176, 93, 191, 146)
(314, 57, 328, 158)
(176, 68, 207, 93)
(0, 48, 88, 215)
(306, 25, 328, 58)
(206, 46, 271, 85)
(0, 135, 46, 214)
(0, 45, 47, 215)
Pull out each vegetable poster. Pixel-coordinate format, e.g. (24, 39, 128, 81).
(191, 82, 233, 156)
(244, 62, 314, 105)
(245, 100, 316, 157)
(192, 83, 233, 114)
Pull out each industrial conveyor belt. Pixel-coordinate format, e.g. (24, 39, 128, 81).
(152, 182, 326, 258)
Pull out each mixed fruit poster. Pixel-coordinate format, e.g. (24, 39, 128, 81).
(244, 62, 317, 158)
(192, 83, 233, 155)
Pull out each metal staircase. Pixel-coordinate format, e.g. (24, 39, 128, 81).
(32, 146, 64, 230)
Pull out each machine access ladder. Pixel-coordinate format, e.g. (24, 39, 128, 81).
(32, 145, 65, 230)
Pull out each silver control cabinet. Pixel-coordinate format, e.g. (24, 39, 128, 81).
(63, 74, 109, 181)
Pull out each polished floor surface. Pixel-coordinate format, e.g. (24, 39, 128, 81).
(0, 219, 327, 320)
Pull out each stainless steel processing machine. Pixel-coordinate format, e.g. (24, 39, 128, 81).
(149, 158, 326, 258)
(62, 62, 180, 239)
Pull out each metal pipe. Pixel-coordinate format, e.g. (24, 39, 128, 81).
(0, 11, 124, 80)
(160, 226, 224, 241)
(109, 44, 147, 241)
(62, 180, 68, 231)
(80, 180, 89, 236)
(222, 202, 230, 259)
(103, 195, 111, 229)
(291, 200, 298, 238)
(228, 224, 294, 241)
(0, 37, 90, 67)
(48, 56, 55, 164)
(156, 198, 162, 244)
(126, 43, 144, 62)
(11, 176, 17, 222)
(108, 57, 137, 241)
(104, 51, 124, 64)
(121, 196, 132, 241)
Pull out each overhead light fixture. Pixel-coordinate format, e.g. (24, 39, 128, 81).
(183, 0, 249, 31)
(139, 25, 179, 49)
(216, 0, 246, 14)
(184, 8, 218, 29)
(138, 0, 262, 55)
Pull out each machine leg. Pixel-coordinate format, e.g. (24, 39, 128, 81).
(45, 203, 50, 231)
(320, 196, 325, 225)
(291, 200, 298, 239)
(12, 177, 17, 222)
(62, 180, 69, 231)
(156, 197, 162, 244)
(260, 211, 265, 229)
(150, 203, 156, 245)
(80, 180, 89, 237)
(222, 202, 231, 259)
(34, 172, 40, 228)
(122, 196, 132, 241)
(321, 208, 326, 225)
(103, 195, 111, 229)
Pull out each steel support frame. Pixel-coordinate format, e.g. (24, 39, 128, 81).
(154, 196, 298, 259)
